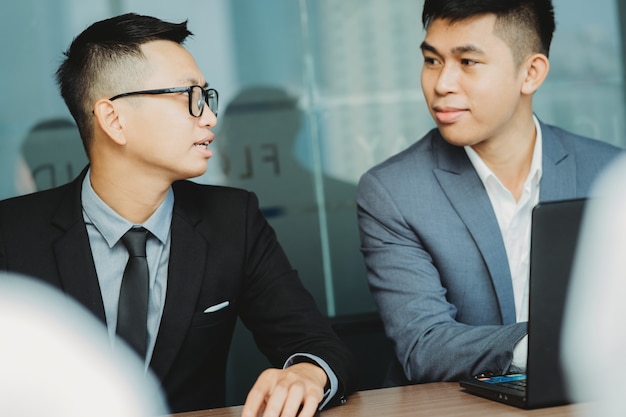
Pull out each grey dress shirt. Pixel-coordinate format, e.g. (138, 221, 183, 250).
(81, 171, 172, 367)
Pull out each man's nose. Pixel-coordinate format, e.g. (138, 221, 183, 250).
(200, 106, 218, 128)
(434, 64, 460, 95)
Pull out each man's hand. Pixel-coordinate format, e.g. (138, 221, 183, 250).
(241, 362, 327, 417)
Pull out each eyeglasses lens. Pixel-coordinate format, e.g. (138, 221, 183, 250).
(191, 86, 204, 117)
(207, 90, 218, 117)
(190, 86, 218, 117)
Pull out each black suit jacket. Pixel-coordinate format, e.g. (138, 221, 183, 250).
(0, 169, 357, 413)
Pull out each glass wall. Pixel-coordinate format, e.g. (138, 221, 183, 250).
(1, 0, 624, 404)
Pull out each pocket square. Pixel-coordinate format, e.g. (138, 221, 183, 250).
(203, 301, 230, 313)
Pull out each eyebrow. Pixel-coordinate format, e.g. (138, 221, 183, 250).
(420, 41, 485, 56)
(179, 78, 208, 88)
(420, 41, 437, 54)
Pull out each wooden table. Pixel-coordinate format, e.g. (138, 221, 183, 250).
(171, 382, 589, 416)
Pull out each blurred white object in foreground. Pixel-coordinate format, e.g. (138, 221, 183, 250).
(562, 154, 626, 417)
(0, 272, 168, 417)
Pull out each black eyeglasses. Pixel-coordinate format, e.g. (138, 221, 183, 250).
(109, 85, 218, 117)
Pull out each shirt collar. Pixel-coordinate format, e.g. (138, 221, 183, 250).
(81, 169, 173, 247)
(464, 115, 543, 187)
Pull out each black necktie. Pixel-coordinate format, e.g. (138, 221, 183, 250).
(117, 227, 149, 358)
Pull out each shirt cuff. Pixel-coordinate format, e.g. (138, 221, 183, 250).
(511, 334, 528, 371)
(284, 353, 338, 410)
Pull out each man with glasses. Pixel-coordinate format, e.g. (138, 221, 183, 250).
(0, 13, 356, 416)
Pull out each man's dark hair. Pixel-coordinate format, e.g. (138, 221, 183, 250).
(55, 13, 193, 153)
(422, 0, 555, 67)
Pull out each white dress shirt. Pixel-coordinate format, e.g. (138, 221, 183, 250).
(464, 116, 543, 370)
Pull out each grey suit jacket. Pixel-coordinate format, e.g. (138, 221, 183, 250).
(357, 120, 622, 384)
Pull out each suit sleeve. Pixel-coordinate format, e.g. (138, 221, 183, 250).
(357, 171, 526, 383)
(236, 191, 358, 406)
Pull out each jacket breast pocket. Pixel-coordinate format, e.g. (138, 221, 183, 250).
(191, 304, 234, 329)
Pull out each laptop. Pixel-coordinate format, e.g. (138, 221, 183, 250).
(459, 198, 587, 409)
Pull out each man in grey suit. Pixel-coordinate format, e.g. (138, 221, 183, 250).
(357, 0, 622, 386)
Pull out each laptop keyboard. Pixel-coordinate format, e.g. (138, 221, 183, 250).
(500, 378, 526, 392)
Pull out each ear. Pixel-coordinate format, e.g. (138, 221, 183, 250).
(520, 53, 550, 95)
(93, 99, 128, 146)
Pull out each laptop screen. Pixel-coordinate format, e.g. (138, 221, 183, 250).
(460, 198, 586, 409)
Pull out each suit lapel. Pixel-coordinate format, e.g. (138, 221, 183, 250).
(50, 173, 212, 380)
(432, 135, 517, 324)
(52, 168, 106, 323)
(150, 192, 209, 379)
(538, 121, 576, 201)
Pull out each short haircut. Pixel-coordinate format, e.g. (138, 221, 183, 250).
(55, 13, 192, 154)
(422, 0, 555, 68)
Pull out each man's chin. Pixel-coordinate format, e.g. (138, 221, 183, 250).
(438, 130, 476, 148)
(173, 165, 209, 182)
